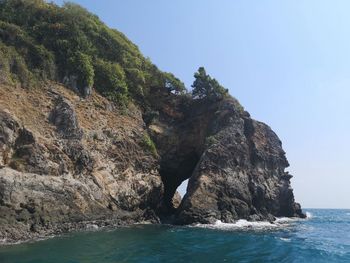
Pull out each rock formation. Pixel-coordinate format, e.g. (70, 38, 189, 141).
(175, 102, 304, 224)
(151, 98, 304, 224)
(0, 1, 305, 244)
(0, 82, 305, 243)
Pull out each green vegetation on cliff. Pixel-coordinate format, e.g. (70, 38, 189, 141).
(192, 67, 228, 100)
(0, 0, 185, 106)
(0, 0, 242, 110)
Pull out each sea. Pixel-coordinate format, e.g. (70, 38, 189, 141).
(0, 209, 349, 263)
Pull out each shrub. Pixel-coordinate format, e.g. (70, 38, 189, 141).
(0, 41, 36, 87)
(205, 136, 218, 147)
(163, 72, 186, 95)
(142, 134, 157, 156)
(93, 58, 128, 105)
(68, 51, 94, 88)
(0, 21, 55, 84)
(125, 68, 145, 99)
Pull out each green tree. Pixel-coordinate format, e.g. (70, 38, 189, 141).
(191, 67, 228, 100)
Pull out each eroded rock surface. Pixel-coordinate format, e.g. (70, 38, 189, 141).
(0, 84, 304, 243)
(150, 98, 305, 224)
(0, 85, 163, 243)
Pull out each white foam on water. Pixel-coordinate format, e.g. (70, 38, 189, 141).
(219, 219, 278, 229)
(280, 237, 291, 242)
(195, 219, 280, 231)
(306, 212, 313, 219)
(275, 217, 295, 223)
(0, 235, 55, 246)
(194, 216, 304, 231)
(134, 221, 153, 225)
(86, 224, 99, 230)
(275, 216, 303, 223)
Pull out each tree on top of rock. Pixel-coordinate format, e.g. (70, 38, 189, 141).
(191, 67, 228, 100)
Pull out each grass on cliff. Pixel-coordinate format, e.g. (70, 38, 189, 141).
(142, 134, 158, 156)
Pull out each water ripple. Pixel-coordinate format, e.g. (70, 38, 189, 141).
(0, 209, 349, 263)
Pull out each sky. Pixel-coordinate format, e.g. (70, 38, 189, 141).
(52, 0, 350, 209)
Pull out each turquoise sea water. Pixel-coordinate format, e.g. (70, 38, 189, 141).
(0, 209, 349, 263)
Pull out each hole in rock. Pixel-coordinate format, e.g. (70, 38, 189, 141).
(177, 179, 188, 198)
(160, 151, 199, 214)
(172, 179, 189, 209)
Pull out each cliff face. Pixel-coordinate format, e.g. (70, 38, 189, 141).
(0, 84, 163, 242)
(0, 83, 304, 243)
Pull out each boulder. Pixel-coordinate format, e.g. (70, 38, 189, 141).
(49, 96, 83, 140)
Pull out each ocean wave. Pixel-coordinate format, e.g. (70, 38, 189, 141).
(195, 219, 284, 231)
(306, 212, 313, 219)
(275, 217, 299, 223)
(0, 235, 55, 246)
(194, 216, 304, 231)
(217, 219, 279, 229)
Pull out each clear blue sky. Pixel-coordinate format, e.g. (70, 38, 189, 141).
(52, 0, 350, 209)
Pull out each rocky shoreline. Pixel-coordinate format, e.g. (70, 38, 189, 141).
(1, 217, 160, 245)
